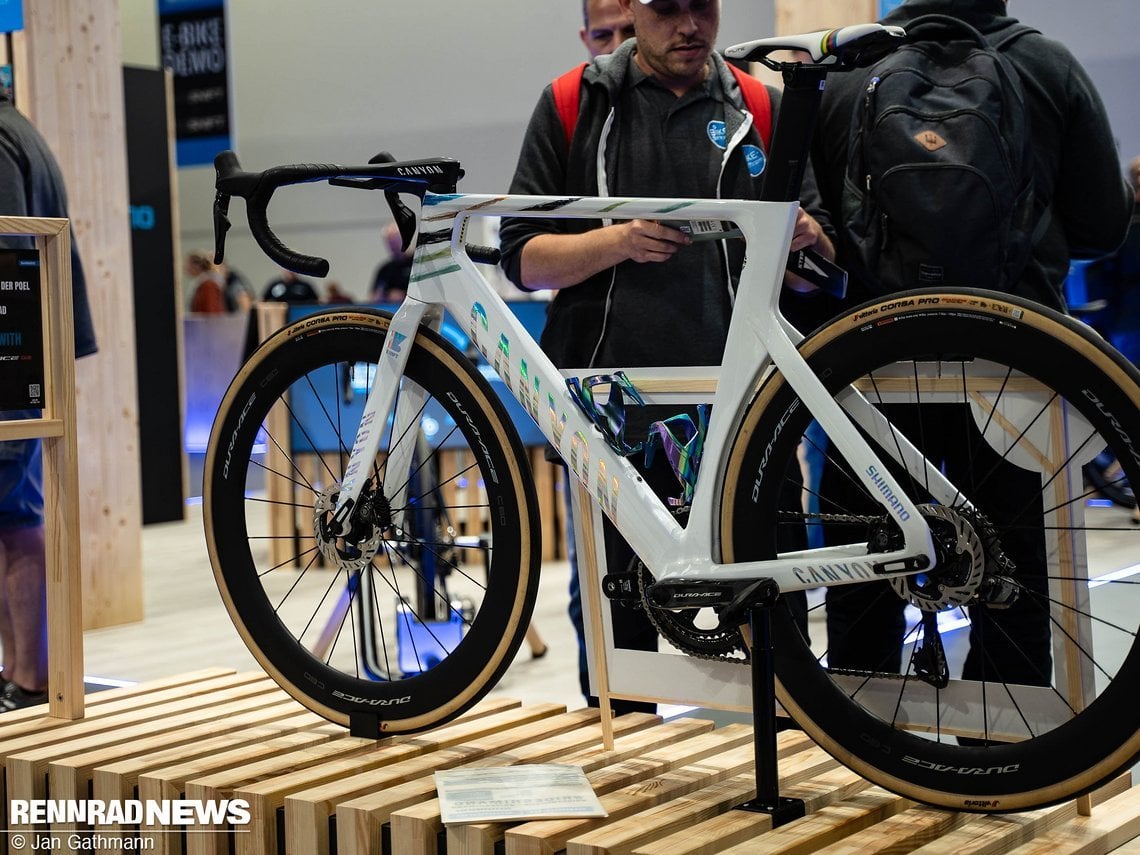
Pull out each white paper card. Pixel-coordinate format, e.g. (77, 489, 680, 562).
(435, 764, 608, 824)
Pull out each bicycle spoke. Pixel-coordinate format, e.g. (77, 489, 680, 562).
(727, 295, 1140, 807)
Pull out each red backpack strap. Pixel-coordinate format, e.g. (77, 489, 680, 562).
(552, 62, 588, 149)
(728, 64, 772, 149)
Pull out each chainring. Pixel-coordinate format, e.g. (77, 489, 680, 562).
(635, 558, 746, 660)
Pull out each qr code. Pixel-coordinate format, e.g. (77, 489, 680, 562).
(28, 384, 41, 399)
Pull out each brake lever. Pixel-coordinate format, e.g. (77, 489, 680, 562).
(386, 191, 419, 252)
(212, 190, 232, 265)
(367, 150, 419, 252)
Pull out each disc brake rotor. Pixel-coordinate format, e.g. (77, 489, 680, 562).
(313, 486, 383, 572)
(889, 503, 984, 611)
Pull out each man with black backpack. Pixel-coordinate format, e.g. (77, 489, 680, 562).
(808, 0, 1133, 687)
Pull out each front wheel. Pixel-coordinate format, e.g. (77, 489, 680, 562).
(204, 309, 541, 734)
(721, 289, 1140, 811)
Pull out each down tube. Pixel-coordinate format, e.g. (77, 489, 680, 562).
(410, 236, 686, 575)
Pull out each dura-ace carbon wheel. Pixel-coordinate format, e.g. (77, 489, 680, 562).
(721, 289, 1140, 812)
(204, 309, 540, 735)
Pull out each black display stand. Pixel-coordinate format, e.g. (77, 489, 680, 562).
(737, 590, 806, 827)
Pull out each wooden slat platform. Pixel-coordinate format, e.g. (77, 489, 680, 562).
(1, 670, 1138, 855)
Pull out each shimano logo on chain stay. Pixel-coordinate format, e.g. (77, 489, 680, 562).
(867, 464, 911, 522)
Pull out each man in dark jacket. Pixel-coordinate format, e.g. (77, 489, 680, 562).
(808, 0, 1133, 687)
(500, 0, 832, 710)
(0, 90, 97, 712)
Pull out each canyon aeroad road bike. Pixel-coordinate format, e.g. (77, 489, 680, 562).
(204, 24, 1140, 812)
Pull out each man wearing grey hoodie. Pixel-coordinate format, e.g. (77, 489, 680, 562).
(500, 0, 832, 710)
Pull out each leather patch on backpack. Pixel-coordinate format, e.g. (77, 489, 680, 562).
(914, 130, 947, 152)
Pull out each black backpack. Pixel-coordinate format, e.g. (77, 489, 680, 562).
(841, 15, 1040, 294)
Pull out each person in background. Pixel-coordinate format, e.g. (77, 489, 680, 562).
(218, 260, 254, 313)
(561, 0, 638, 712)
(500, 0, 833, 712)
(0, 86, 98, 712)
(370, 222, 412, 304)
(810, 0, 1132, 684)
(262, 268, 319, 303)
(1080, 156, 1140, 524)
(323, 281, 354, 304)
(580, 0, 636, 57)
(186, 249, 226, 314)
(1084, 155, 1140, 363)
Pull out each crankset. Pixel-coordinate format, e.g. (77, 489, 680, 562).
(631, 558, 746, 660)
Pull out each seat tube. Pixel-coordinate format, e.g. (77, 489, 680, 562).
(759, 65, 829, 203)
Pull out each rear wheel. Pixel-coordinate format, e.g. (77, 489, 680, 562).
(722, 289, 1140, 811)
(204, 309, 541, 734)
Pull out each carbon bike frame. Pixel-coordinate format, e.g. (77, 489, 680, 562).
(330, 190, 955, 595)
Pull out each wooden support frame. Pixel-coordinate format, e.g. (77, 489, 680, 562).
(572, 361, 1117, 775)
(571, 367, 755, 731)
(574, 466, 756, 720)
(0, 215, 83, 720)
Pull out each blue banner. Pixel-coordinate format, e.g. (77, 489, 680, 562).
(157, 0, 222, 14)
(158, 0, 231, 167)
(0, 0, 23, 34)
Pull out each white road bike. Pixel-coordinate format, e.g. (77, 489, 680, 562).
(204, 24, 1140, 812)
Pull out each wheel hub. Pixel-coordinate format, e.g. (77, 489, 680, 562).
(314, 485, 384, 571)
(890, 504, 985, 612)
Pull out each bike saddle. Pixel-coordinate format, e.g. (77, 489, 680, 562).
(725, 23, 906, 69)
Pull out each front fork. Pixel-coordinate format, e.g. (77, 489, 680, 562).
(329, 299, 438, 536)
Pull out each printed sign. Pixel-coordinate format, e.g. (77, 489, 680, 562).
(0, 249, 44, 410)
(158, 0, 231, 167)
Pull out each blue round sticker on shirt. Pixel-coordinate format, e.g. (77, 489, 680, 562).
(742, 144, 766, 177)
(707, 120, 727, 150)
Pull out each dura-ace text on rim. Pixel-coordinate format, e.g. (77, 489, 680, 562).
(722, 289, 1140, 811)
(204, 309, 541, 735)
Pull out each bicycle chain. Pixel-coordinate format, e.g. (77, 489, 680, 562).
(777, 510, 886, 526)
(824, 666, 908, 681)
(638, 512, 888, 663)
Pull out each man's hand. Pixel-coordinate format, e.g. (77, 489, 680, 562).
(622, 219, 692, 263)
(790, 208, 832, 255)
(784, 209, 835, 293)
(520, 219, 692, 290)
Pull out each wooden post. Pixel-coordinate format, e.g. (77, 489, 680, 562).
(576, 480, 615, 750)
(11, 0, 144, 630)
(0, 215, 84, 719)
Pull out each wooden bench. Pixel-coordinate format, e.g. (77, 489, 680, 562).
(2, 669, 1138, 855)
